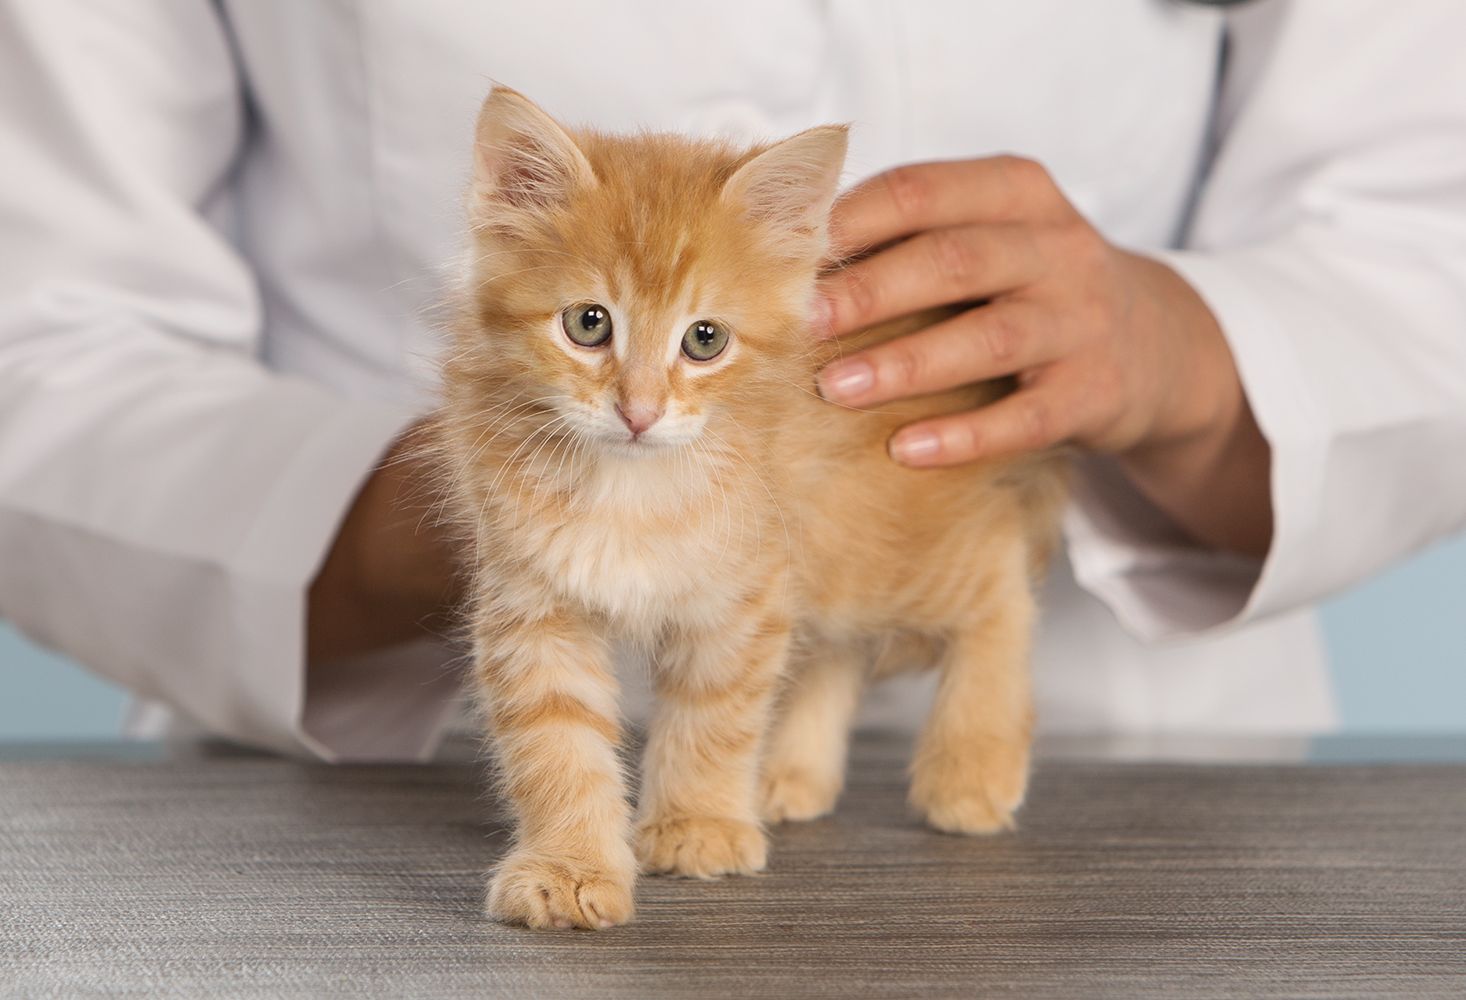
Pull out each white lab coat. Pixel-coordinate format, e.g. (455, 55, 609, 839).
(3, 1, 1465, 760)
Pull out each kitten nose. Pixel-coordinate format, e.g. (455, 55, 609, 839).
(615, 400, 663, 436)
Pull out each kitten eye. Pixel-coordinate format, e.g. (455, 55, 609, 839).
(681, 319, 729, 362)
(562, 303, 613, 348)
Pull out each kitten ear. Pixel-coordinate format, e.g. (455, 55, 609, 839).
(472, 86, 596, 219)
(722, 124, 849, 247)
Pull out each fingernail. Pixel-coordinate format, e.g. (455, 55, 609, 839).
(809, 295, 834, 338)
(890, 430, 941, 464)
(817, 359, 874, 401)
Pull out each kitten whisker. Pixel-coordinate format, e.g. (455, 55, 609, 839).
(511, 413, 577, 524)
(475, 411, 573, 558)
(437, 392, 562, 511)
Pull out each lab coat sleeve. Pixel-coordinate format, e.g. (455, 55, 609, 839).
(1065, 0, 1466, 641)
(0, 2, 453, 759)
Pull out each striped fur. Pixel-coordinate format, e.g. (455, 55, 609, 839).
(434, 89, 1068, 929)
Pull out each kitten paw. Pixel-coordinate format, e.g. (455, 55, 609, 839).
(635, 815, 767, 878)
(760, 766, 841, 823)
(909, 743, 1029, 835)
(486, 852, 635, 929)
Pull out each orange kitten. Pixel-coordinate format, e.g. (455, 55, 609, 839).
(434, 88, 1067, 930)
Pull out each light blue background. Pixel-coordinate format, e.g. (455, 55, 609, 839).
(3, 533, 1465, 739)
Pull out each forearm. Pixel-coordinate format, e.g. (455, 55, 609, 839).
(1117, 399, 1272, 558)
(307, 428, 464, 664)
(1113, 254, 1273, 558)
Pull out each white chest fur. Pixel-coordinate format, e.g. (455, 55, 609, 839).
(513, 457, 758, 636)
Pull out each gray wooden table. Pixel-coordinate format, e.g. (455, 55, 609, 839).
(3, 733, 1464, 999)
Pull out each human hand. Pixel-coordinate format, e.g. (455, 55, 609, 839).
(811, 156, 1272, 555)
(813, 156, 1244, 469)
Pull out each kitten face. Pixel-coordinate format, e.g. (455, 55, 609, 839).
(460, 88, 848, 461)
(523, 259, 750, 455)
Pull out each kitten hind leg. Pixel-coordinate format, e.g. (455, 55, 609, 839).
(760, 641, 865, 823)
(909, 554, 1036, 835)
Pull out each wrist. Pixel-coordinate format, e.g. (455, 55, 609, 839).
(353, 439, 459, 611)
(1117, 402, 1273, 557)
(1114, 254, 1273, 556)
(307, 427, 462, 664)
(1125, 251, 1240, 450)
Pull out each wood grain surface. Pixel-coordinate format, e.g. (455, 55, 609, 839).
(2, 733, 1464, 998)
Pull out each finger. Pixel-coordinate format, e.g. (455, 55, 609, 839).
(829, 156, 1064, 262)
(817, 223, 1041, 338)
(817, 301, 1061, 407)
(887, 387, 1072, 467)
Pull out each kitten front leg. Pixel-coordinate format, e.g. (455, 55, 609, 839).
(636, 601, 792, 879)
(909, 560, 1037, 835)
(476, 601, 636, 929)
(760, 641, 866, 823)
